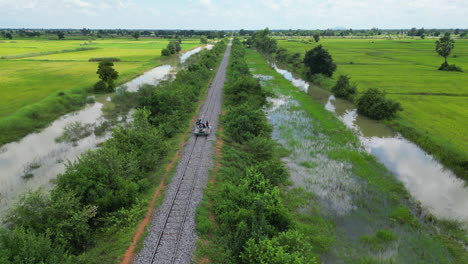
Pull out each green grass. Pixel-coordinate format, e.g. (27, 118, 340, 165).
(245, 48, 468, 263)
(277, 38, 468, 178)
(0, 38, 201, 145)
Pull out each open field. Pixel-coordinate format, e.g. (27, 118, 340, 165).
(0, 38, 200, 145)
(243, 48, 468, 263)
(277, 38, 468, 176)
(0, 39, 199, 118)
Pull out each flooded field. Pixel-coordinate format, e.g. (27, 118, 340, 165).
(0, 47, 207, 216)
(245, 48, 466, 262)
(272, 64, 468, 224)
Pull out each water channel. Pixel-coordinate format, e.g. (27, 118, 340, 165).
(271, 64, 468, 224)
(0, 45, 210, 216)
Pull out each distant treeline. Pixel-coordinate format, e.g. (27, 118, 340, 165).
(0, 28, 228, 40)
(240, 28, 468, 37)
(2, 27, 467, 40)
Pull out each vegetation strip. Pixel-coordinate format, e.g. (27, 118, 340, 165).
(195, 38, 325, 263)
(0, 40, 227, 264)
(244, 47, 467, 263)
(272, 37, 468, 179)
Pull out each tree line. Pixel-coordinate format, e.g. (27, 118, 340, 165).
(0, 29, 228, 40)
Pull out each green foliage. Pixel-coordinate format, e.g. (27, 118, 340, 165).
(331, 75, 357, 101)
(3, 189, 96, 253)
(55, 109, 167, 216)
(197, 38, 320, 263)
(357, 88, 402, 120)
(390, 206, 418, 226)
(303, 45, 336, 77)
(57, 31, 65, 40)
(93, 80, 110, 93)
(224, 104, 272, 143)
(361, 230, 397, 251)
(96, 61, 119, 92)
(249, 28, 278, 54)
(1, 40, 228, 261)
(225, 77, 266, 107)
(438, 63, 463, 72)
(213, 168, 292, 257)
(313, 33, 320, 43)
(200, 35, 208, 44)
(0, 227, 70, 264)
(166, 40, 182, 55)
(161, 48, 171, 56)
(241, 231, 318, 264)
(435, 35, 455, 64)
(132, 31, 140, 40)
(140, 41, 227, 137)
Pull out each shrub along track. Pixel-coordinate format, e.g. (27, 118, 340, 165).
(134, 39, 232, 264)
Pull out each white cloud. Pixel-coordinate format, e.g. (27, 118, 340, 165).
(0, 0, 467, 29)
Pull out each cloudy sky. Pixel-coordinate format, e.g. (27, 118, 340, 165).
(0, 0, 466, 29)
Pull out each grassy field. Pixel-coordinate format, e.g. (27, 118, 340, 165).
(0, 38, 200, 145)
(277, 38, 468, 177)
(245, 48, 468, 263)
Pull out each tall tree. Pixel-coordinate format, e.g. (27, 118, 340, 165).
(132, 31, 140, 40)
(303, 45, 336, 77)
(96, 61, 119, 91)
(313, 33, 320, 42)
(435, 35, 455, 65)
(57, 31, 65, 40)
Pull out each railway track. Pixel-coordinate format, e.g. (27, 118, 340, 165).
(135, 39, 232, 264)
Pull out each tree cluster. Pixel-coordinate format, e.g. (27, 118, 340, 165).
(247, 28, 278, 55)
(161, 39, 182, 56)
(357, 88, 402, 120)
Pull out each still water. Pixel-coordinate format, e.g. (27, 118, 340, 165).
(0, 46, 207, 215)
(272, 64, 468, 223)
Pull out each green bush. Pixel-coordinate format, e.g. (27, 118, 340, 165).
(4, 190, 96, 253)
(213, 168, 292, 257)
(161, 48, 171, 56)
(225, 77, 266, 107)
(0, 227, 71, 264)
(438, 63, 463, 72)
(93, 80, 110, 93)
(224, 104, 272, 143)
(241, 231, 318, 264)
(331, 75, 357, 101)
(357, 88, 402, 120)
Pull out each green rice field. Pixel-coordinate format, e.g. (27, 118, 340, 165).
(0, 39, 199, 119)
(277, 38, 468, 177)
(0, 38, 201, 146)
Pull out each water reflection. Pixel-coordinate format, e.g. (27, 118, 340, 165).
(272, 64, 468, 223)
(0, 47, 206, 215)
(124, 65, 172, 92)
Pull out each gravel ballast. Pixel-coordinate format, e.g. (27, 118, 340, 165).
(134, 39, 232, 264)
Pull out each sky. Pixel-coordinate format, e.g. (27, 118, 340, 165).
(0, 0, 467, 30)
